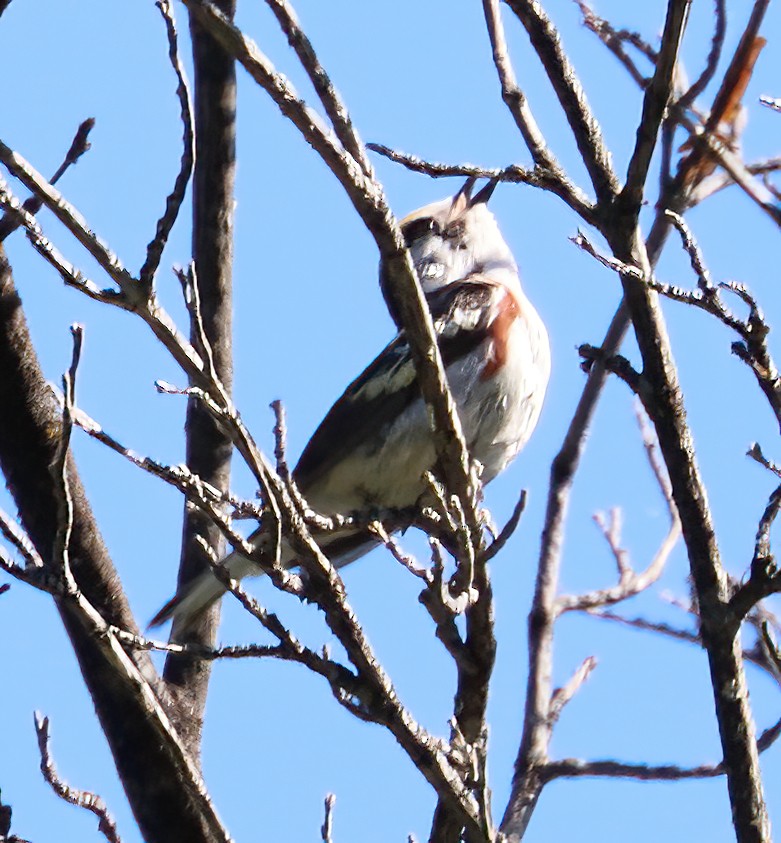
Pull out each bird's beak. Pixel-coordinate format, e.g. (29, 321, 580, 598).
(470, 177, 499, 206)
(450, 176, 477, 217)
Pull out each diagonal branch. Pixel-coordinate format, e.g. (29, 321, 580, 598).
(503, 0, 619, 206)
(0, 118, 94, 243)
(677, 0, 726, 110)
(263, 0, 374, 179)
(34, 714, 124, 843)
(139, 0, 195, 287)
(619, 0, 691, 219)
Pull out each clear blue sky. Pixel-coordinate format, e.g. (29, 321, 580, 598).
(2, 1, 781, 841)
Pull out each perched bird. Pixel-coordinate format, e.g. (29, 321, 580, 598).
(150, 179, 550, 629)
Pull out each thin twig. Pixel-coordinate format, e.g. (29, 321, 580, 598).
(0, 506, 44, 575)
(619, 0, 691, 218)
(0, 118, 94, 243)
(140, 0, 195, 287)
(34, 714, 124, 843)
(264, 0, 373, 179)
(321, 793, 335, 843)
(558, 409, 680, 614)
(760, 95, 781, 112)
(481, 0, 597, 221)
(481, 490, 527, 564)
(549, 656, 598, 724)
(677, 0, 726, 110)
(49, 325, 84, 595)
(503, 0, 619, 205)
(574, 0, 653, 88)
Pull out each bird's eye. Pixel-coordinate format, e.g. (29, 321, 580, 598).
(444, 219, 465, 242)
(402, 217, 440, 246)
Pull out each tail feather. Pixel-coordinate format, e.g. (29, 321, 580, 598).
(149, 524, 389, 630)
(148, 552, 260, 630)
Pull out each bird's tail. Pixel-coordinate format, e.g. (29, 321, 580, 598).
(148, 550, 261, 630)
(148, 525, 382, 632)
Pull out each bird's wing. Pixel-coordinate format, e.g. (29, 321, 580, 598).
(293, 278, 498, 492)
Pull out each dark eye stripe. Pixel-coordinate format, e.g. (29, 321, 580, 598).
(402, 217, 439, 246)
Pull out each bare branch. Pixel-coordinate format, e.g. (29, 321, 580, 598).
(139, 0, 194, 287)
(574, 0, 653, 88)
(0, 148, 215, 382)
(760, 95, 781, 112)
(664, 211, 714, 291)
(0, 141, 138, 296)
(503, 0, 619, 205)
(545, 756, 723, 782)
(49, 324, 84, 596)
(557, 410, 680, 614)
(370, 522, 429, 582)
(34, 714, 124, 843)
(570, 230, 645, 281)
(320, 794, 335, 843)
(0, 181, 126, 307)
(0, 118, 94, 243)
(180, 0, 484, 570)
(619, 0, 691, 218)
(549, 656, 597, 724)
(481, 490, 527, 565)
(264, 0, 373, 179)
(0, 506, 44, 577)
(728, 481, 781, 622)
(480, 0, 598, 224)
(546, 708, 781, 783)
(677, 0, 726, 110)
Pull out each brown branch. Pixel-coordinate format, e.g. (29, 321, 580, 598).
(161, 0, 236, 758)
(0, 118, 94, 243)
(0, 150, 210, 376)
(321, 794, 336, 843)
(481, 490, 527, 565)
(34, 714, 123, 843)
(605, 242, 772, 841)
(0, 181, 124, 307)
(1, 5, 531, 839)
(576, 215, 781, 438)
(548, 656, 597, 724)
(677, 0, 726, 110)
(0, 231, 229, 841)
(689, 157, 781, 205)
(557, 408, 680, 614)
(546, 708, 781, 783)
(139, 0, 195, 287)
(480, 0, 598, 223)
(574, 0, 654, 89)
(619, 0, 691, 219)
(503, 0, 619, 206)
(678, 114, 781, 226)
(728, 471, 781, 622)
(366, 144, 600, 223)
(499, 296, 633, 840)
(500, 3, 775, 838)
(663, 215, 781, 429)
(264, 0, 373, 179)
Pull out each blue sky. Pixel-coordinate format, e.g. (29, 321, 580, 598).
(2, 1, 781, 841)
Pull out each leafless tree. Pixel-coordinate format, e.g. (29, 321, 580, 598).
(1, 1, 780, 842)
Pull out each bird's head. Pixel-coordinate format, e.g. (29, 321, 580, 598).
(399, 178, 516, 293)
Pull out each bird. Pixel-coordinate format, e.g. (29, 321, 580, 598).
(150, 178, 551, 629)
